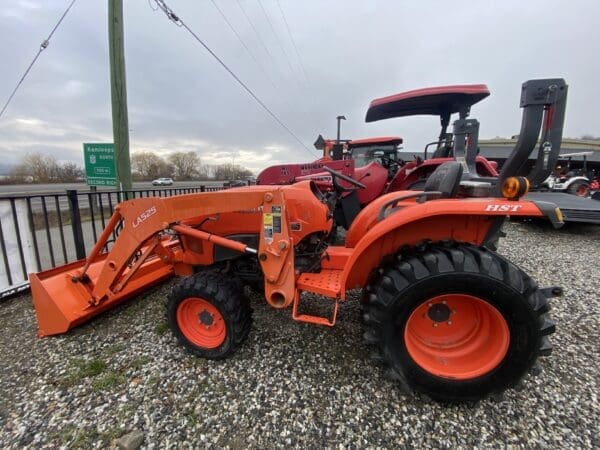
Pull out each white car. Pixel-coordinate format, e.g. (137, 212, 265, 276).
(152, 177, 174, 186)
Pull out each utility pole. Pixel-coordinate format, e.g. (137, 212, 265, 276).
(108, 0, 132, 192)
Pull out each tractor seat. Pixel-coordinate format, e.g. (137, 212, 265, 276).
(374, 162, 464, 223)
(422, 161, 463, 199)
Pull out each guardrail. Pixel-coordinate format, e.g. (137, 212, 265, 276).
(0, 185, 228, 299)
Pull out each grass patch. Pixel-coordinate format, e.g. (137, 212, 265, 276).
(154, 322, 170, 335)
(186, 411, 199, 426)
(50, 426, 100, 448)
(59, 358, 107, 387)
(75, 358, 107, 377)
(130, 355, 151, 370)
(100, 427, 124, 442)
(92, 371, 126, 392)
(146, 374, 161, 386)
(104, 343, 126, 355)
(71, 429, 99, 448)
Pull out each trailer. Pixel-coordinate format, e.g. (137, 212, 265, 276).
(526, 191, 600, 224)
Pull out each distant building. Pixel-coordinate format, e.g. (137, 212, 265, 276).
(398, 138, 600, 178)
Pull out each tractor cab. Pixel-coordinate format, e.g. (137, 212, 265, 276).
(347, 136, 403, 169)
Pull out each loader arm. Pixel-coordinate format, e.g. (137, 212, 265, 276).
(30, 187, 277, 336)
(87, 189, 271, 303)
(30, 181, 332, 336)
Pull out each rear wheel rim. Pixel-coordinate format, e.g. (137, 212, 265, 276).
(177, 297, 226, 349)
(404, 294, 509, 380)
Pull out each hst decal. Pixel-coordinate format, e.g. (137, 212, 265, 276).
(485, 204, 523, 212)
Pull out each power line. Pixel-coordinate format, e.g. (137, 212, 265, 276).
(218, 1, 318, 135)
(255, 0, 318, 132)
(0, 0, 78, 120)
(257, 0, 296, 77)
(209, 0, 277, 89)
(235, 0, 275, 65)
(275, 0, 311, 84)
(152, 0, 317, 158)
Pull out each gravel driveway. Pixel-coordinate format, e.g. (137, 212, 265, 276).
(0, 221, 598, 448)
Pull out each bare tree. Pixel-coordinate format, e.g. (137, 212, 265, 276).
(213, 163, 235, 180)
(131, 151, 173, 180)
(197, 163, 211, 180)
(10, 153, 59, 183)
(168, 151, 200, 180)
(57, 161, 84, 182)
(212, 163, 253, 180)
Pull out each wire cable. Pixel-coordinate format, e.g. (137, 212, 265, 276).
(0, 0, 78, 120)
(275, 0, 311, 84)
(257, 0, 296, 77)
(235, 0, 275, 65)
(209, 0, 277, 89)
(152, 0, 316, 157)
(256, 0, 318, 132)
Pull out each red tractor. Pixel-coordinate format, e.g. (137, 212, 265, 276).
(30, 79, 567, 403)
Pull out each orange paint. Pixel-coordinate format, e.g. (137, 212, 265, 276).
(404, 294, 510, 379)
(177, 297, 226, 348)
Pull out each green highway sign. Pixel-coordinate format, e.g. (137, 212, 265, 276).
(83, 143, 117, 186)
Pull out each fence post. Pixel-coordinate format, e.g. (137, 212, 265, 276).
(90, 185, 100, 210)
(67, 190, 86, 260)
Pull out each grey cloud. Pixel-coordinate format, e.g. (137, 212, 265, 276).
(0, 0, 598, 172)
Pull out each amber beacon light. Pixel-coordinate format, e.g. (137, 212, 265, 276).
(501, 177, 530, 200)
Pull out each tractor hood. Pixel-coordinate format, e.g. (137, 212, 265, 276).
(365, 84, 490, 122)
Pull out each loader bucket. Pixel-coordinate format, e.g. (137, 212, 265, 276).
(30, 251, 174, 337)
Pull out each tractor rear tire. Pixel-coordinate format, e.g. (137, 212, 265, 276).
(167, 271, 252, 359)
(362, 243, 555, 403)
(566, 180, 590, 197)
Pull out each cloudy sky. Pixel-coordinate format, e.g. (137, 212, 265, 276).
(0, 0, 599, 173)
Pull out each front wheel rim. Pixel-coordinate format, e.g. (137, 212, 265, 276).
(404, 294, 510, 380)
(176, 297, 226, 349)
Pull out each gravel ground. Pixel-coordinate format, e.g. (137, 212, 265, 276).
(0, 221, 599, 448)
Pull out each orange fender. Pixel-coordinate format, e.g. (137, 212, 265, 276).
(340, 196, 552, 298)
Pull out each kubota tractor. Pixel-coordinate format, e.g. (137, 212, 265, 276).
(30, 79, 567, 402)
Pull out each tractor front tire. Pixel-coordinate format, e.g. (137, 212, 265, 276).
(362, 244, 555, 402)
(167, 271, 252, 359)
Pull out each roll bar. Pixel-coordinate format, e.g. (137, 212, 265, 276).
(498, 79, 568, 186)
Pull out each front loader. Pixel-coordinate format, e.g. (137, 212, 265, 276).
(30, 79, 567, 402)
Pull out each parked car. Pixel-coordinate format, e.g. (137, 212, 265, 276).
(223, 179, 247, 188)
(152, 177, 174, 186)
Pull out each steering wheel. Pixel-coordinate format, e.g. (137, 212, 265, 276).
(323, 166, 366, 190)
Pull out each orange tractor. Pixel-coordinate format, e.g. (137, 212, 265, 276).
(30, 79, 567, 402)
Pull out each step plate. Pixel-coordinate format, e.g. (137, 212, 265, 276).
(296, 270, 342, 297)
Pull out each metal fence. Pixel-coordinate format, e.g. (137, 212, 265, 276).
(0, 185, 227, 298)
